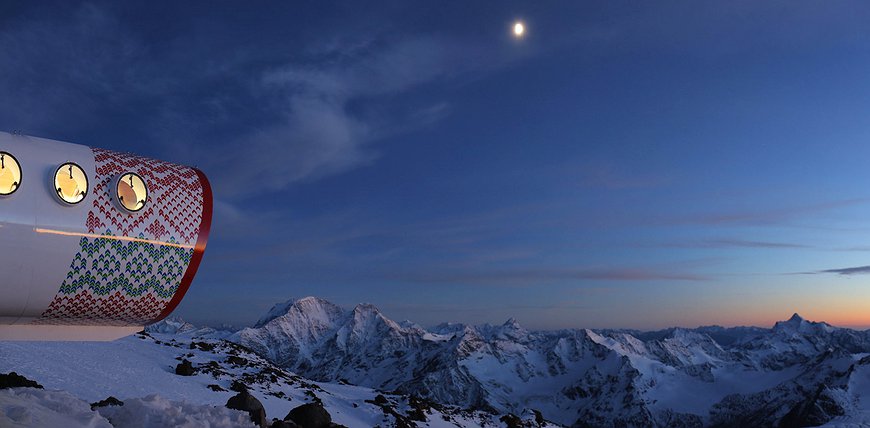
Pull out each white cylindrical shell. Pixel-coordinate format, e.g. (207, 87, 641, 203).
(0, 132, 212, 340)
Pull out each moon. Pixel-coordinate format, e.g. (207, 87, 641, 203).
(513, 21, 525, 38)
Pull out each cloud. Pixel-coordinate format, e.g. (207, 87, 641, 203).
(0, 5, 145, 133)
(661, 238, 811, 249)
(670, 198, 870, 227)
(200, 35, 507, 198)
(0, 4, 512, 200)
(833, 246, 870, 252)
(379, 266, 708, 286)
(813, 265, 870, 276)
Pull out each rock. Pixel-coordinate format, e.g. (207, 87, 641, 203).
(407, 395, 430, 422)
(175, 359, 196, 376)
(208, 384, 227, 392)
(780, 385, 847, 427)
(231, 380, 249, 393)
(227, 355, 249, 366)
(373, 394, 388, 405)
(91, 396, 124, 409)
(226, 389, 267, 427)
(285, 402, 332, 428)
(500, 413, 524, 428)
(532, 409, 545, 425)
(0, 372, 43, 389)
(190, 341, 216, 352)
(270, 419, 300, 428)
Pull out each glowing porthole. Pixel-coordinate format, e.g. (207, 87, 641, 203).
(117, 172, 148, 212)
(54, 162, 88, 205)
(0, 152, 22, 196)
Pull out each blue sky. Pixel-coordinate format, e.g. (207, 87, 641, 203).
(3, 1, 870, 330)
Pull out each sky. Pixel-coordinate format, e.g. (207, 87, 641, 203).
(3, 1, 870, 330)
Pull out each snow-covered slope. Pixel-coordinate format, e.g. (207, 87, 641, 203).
(233, 298, 870, 427)
(0, 327, 555, 428)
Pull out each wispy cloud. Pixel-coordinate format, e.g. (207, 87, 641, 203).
(833, 246, 870, 252)
(0, 5, 146, 133)
(379, 266, 708, 286)
(660, 238, 811, 249)
(809, 265, 870, 276)
(669, 198, 870, 227)
(199, 35, 516, 199)
(0, 4, 521, 201)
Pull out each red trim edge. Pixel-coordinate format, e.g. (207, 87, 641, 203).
(150, 168, 213, 324)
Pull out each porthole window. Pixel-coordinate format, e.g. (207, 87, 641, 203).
(54, 163, 88, 205)
(0, 152, 21, 196)
(117, 172, 148, 212)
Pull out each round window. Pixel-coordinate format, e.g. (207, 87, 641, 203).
(54, 163, 88, 205)
(117, 172, 148, 212)
(0, 152, 22, 196)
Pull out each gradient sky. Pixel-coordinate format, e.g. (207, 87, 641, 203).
(3, 1, 870, 330)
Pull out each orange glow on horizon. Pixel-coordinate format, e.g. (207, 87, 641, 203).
(695, 310, 870, 330)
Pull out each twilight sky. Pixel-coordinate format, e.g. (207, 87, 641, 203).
(3, 1, 870, 330)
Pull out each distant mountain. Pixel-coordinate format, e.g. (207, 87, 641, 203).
(233, 297, 870, 427)
(145, 315, 236, 339)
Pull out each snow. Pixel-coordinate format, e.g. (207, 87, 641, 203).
(0, 336, 233, 408)
(422, 332, 452, 342)
(645, 364, 802, 416)
(97, 395, 255, 428)
(0, 388, 257, 428)
(0, 330, 548, 428)
(0, 388, 111, 428)
(820, 361, 870, 427)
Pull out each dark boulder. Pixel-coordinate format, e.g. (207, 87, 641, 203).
(0, 372, 43, 389)
(226, 389, 267, 427)
(91, 396, 124, 410)
(175, 359, 196, 376)
(270, 419, 300, 428)
(285, 402, 332, 428)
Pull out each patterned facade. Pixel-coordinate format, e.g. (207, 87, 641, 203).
(35, 148, 208, 326)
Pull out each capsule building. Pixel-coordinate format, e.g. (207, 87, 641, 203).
(0, 132, 212, 340)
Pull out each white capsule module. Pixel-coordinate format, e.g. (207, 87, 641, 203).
(0, 132, 212, 341)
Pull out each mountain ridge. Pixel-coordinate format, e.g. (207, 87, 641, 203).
(223, 296, 870, 427)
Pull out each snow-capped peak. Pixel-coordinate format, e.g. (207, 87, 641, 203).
(773, 313, 836, 335)
(493, 317, 529, 341)
(254, 296, 343, 329)
(253, 299, 297, 328)
(346, 302, 403, 334)
(145, 316, 197, 334)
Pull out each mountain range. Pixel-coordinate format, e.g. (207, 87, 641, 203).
(3, 296, 870, 427)
(231, 296, 870, 427)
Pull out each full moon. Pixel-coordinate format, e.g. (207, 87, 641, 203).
(513, 22, 525, 37)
